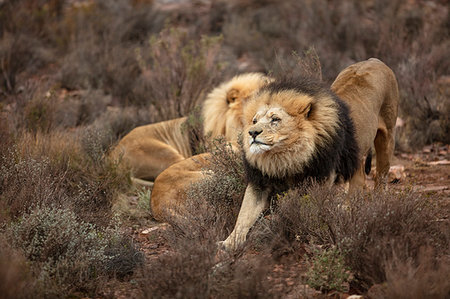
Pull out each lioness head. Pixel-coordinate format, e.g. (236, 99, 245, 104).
(242, 80, 345, 179)
(202, 73, 273, 143)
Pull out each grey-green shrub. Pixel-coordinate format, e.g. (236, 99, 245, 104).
(8, 205, 142, 297)
(306, 247, 351, 293)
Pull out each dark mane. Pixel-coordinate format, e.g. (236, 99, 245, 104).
(244, 80, 359, 192)
(262, 76, 327, 98)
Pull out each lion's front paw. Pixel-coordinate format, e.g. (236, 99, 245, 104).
(217, 239, 235, 252)
(219, 233, 246, 252)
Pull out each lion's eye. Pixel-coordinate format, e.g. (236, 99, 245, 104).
(271, 117, 281, 123)
(252, 118, 257, 124)
(230, 97, 236, 102)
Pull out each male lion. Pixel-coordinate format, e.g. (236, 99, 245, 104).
(110, 73, 271, 182)
(221, 58, 399, 251)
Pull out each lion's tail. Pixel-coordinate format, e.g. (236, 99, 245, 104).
(364, 150, 372, 175)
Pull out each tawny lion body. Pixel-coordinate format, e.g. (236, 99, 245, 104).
(221, 59, 399, 251)
(111, 117, 191, 181)
(150, 153, 211, 221)
(331, 58, 399, 190)
(111, 73, 272, 182)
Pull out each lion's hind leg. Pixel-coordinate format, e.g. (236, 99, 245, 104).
(374, 126, 395, 187)
(128, 140, 186, 181)
(348, 158, 367, 193)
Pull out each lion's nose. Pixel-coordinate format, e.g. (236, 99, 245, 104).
(249, 129, 262, 138)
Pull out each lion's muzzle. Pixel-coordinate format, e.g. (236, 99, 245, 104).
(249, 128, 262, 139)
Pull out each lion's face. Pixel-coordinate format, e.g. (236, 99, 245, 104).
(242, 88, 340, 178)
(245, 106, 296, 154)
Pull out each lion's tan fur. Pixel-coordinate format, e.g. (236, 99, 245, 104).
(111, 73, 271, 181)
(111, 117, 190, 181)
(150, 153, 211, 221)
(242, 89, 341, 178)
(331, 58, 399, 189)
(203, 72, 273, 145)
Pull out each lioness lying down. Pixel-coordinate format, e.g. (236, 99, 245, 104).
(221, 58, 399, 251)
(151, 153, 211, 221)
(110, 73, 272, 182)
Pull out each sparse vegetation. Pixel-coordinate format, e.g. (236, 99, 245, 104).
(0, 0, 448, 297)
(306, 247, 351, 293)
(7, 205, 142, 297)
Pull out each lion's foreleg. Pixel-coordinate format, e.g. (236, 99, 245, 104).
(220, 184, 270, 251)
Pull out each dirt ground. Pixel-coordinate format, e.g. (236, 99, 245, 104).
(108, 144, 449, 298)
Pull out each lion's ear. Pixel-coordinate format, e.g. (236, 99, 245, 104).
(226, 88, 239, 104)
(300, 103, 312, 118)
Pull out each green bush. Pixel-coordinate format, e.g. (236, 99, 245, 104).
(306, 247, 351, 293)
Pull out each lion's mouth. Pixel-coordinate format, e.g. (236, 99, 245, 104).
(251, 139, 269, 146)
(249, 138, 272, 154)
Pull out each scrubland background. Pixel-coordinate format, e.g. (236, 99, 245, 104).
(0, 0, 449, 298)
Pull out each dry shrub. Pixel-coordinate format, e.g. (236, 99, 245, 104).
(264, 184, 449, 292)
(132, 27, 227, 119)
(0, 0, 56, 93)
(54, 89, 113, 128)
(0, 131, 130, 225)
(0, 145, 68, 223)
(373, 0, 449, 149)
(371, 247, 450, 299)
(89, 106, 155, 148)
(186, 137, 246, 228)
(337, 191, 448, 290)
(7, 205, 142, 297)
(141, 185, 272, 299)
(267, 47, 323, 83)
(57, 0, 165, 99)
(0, 236, 35, 299)
(2, 82, 113, 135)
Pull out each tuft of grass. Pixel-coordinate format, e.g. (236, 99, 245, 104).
(0, 131, 131, 226)
(306, 246, 351, 293)
(379, 247, 450, 299)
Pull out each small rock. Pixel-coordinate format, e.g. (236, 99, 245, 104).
(422, 186, 449, 192)
(389, 165, 406, 182)
(427, 160, 450, 166)
(140, 223, 170, 235)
